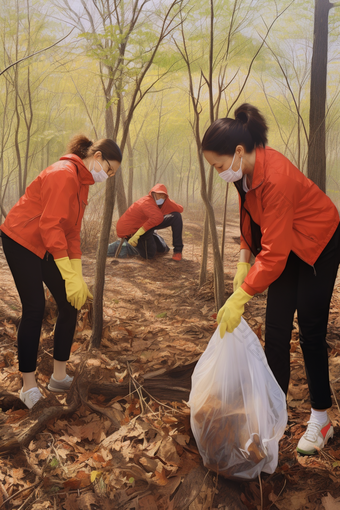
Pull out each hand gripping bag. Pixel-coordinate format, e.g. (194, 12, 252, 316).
(189, 318, 287, 480)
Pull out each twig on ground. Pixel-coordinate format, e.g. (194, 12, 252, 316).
(135, 382, 189, 416)
(17, 482, 43, 510)
(270, 478, 287, 508)
(127, 362, 147, 414)
(258, 473, 263, 510)
(330, 382, 340, 416)
(209, 472, 218, 510)
(0, 483, 9, 504)
(0, 480, 42, 510)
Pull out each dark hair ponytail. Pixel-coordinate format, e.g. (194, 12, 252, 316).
(201, 103, 268, 155)
(67, 135, 93, 159)
(66, 134, 122, 163)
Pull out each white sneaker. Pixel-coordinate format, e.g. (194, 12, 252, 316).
(20, 387, 43, 409)
(296, 418, 334, 455)
(48, 374, 74, 392)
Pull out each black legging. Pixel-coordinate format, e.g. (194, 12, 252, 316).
(265, 223, 340, 409)
(136, 211, 184, 259)
(1, 233, 77, 373)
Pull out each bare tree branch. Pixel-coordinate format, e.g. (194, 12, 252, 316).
(0, 28, 75, 77)
(226, 1, 293, 115)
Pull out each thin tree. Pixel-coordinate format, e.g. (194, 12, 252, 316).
(259, 39, 310, 171)
(56, 1, 185, 348)
(175, 0, 288, 309)
(307, 0, 340, 191)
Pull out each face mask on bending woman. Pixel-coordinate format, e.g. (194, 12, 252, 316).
(91, 160, 108, 183)
(219, 153, 243, 183)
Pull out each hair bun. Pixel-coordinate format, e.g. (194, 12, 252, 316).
(235, 110, 248, 124)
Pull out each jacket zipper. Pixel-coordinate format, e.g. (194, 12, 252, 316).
(238, 177, 264, 256)
(75, 190, 81, 226)
(23, 214, 41, 228)
(292, 227, 316, 243)
(72, 162, 81, 226)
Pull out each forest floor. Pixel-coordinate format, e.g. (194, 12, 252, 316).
(1, 213, 340, 510)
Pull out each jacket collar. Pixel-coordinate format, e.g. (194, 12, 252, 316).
(60, 154, 95, 185)
(251, 147, 266, 190)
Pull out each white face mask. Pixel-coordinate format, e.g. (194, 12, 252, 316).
(219, 153, 243, 183)
(156, 198, 165, 205)
(90, 160, 108, 183)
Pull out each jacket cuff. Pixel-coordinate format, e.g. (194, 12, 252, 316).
(241, 282, 256, 297)
(51, 249, 68, 260)
(142, 223, 151, 232)
(68, 251, 82, 259)
(240, 239, 248, 250)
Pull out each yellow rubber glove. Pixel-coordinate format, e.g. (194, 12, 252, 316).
(128, 227, 145, 247)
(70, 259, 93, 301)
(233, 262, 251, 292)
(217, 287, 253, 338)
(55, 257, 88, 310)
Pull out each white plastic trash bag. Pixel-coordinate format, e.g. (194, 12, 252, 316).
(189, 318, 287, 480)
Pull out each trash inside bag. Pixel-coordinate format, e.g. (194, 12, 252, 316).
(189, 318, 287, 480)
(107, 240, 139, 258)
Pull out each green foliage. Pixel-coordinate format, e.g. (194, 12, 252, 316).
(156, 312, 168, 318)
(50, 457, 59, 468)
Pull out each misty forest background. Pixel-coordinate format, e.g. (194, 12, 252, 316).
(1, 0, 340, 262)
(2, 3, 340, 508)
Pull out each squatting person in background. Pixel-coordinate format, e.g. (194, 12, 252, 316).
(0, 135, 122, 409)
(116, 183, 184, 261)
(202, 103, 340, 456)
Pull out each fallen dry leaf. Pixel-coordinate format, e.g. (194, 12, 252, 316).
(154, 467, 169, 486)
(138, 495, 158, 510)
(321, 493, 340, 510)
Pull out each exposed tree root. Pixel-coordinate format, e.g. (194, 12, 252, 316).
(0, 355, 198, 454)
(89, 359, 198, 402)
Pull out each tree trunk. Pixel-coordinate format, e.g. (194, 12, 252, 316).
(127, 134, 134, 208)
(221, 183, 229, 262)
(115, 166, 128, 216)
(197, 152, 225, 310)
(90, 177, 116, 348)
(199, 213, 209, 287)
(307, 0, 332, 192)
(199, 165, 215, 286)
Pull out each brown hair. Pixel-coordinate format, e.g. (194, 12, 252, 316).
(201, 103, 268, 155)
(66, 134, 122, 162)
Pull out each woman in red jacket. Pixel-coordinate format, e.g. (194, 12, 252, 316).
(202, 104, 340, 456)
(0, 135, 122, 409)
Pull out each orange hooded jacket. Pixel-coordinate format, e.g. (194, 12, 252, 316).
(238, 147, 339, 296)
(0, 154, 94, 260)
(116, 183, 183, 238)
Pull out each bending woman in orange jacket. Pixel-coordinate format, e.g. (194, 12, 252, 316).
(0, 135, 122, 409)
(202, 104, 340, 456)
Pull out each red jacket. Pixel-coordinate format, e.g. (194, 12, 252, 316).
(116, 183, 183, 238)
(0, 154, 94, 259)
(238, 147, 339, 296)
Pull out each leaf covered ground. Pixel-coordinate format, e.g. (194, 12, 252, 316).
(0, 216, 340, 510)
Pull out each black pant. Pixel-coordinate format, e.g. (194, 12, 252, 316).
(1, 234, 77, 372)
(136, 211, 184, 259)
(265, 224, 340, 409)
